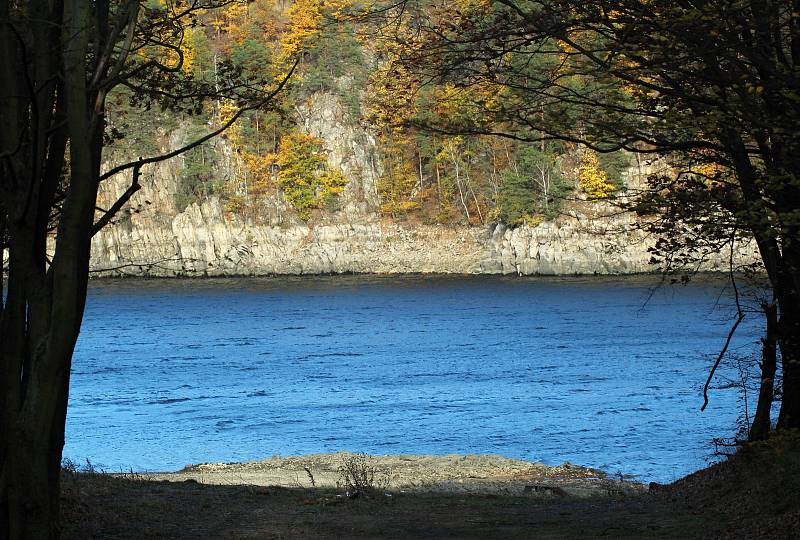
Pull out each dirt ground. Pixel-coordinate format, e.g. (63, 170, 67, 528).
(60, 443, 800, 539)
(145, 453, 644, 497)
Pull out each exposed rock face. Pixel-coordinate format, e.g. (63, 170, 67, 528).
(298, 90, 381, 215)
(90, 189, 757, 276)
(89, 91, 759, 277)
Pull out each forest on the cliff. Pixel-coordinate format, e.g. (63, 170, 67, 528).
(106, 0, 628, 228)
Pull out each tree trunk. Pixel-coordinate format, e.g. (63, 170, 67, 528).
(1, 0, 99, 536)
(777, 292, 800, 429)
(771, 231, 800, 429)
(749, 302, 778, 441)
(1, 230, 67, 539)
(727, 130, 800, 431)
(1, 0, 278, 536)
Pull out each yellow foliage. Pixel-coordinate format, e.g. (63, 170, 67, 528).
(363, 17, 423, 129)
(274, 132, 348, 219)
(454, 0, 492, 8)
(579, 151, 616, 199)
(279, 0, 352, 62)
(215, 100, 246, 155)
(522, 215, 542, 228)
(208, 1, 250, 42)
(690, 161, 727, 180)
(433, 85, 484, 125)
(436, 136, 462, 163)
(424, 81, 508, 126)
(319, 169, 348, 200)
(376, 132, 421, 217)
(181, 26, 197, 75)
(280, 0, 324, 58)
(240, 150, 276, 196)
(365, 59, 418, 127)
(137, 0, 205, 73)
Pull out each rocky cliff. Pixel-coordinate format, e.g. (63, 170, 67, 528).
(90, 92, 759, 277)
(90, 193, 757, 276)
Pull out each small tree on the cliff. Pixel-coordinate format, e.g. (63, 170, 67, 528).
(274, 132, 348, 220)
(364, 0, 800, 436)
(0, 0, 296, 537)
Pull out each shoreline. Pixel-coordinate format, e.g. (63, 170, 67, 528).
(62, 442, 800, 539)
(134, 452, 646, 498)
(85, 269, 757, 282)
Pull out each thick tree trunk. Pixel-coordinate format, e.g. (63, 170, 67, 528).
(1, 242, 62, 539)
(777, 301, 800, 429)
(749, 302, 778, 441)
(737, 154, 800, 431)
(775, 238, 800, 429)
(2, 341, 77, 539)
(7, 418, 59, 539)
(0, 0, 249, 534)
(0, 0, 99, 536)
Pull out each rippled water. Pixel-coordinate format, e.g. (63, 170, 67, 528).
(65, 275, 761, 482)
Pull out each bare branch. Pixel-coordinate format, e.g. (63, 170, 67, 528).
(99, 59, 299, 183)
(92, 164, 142, 236)
(701, 312, 746, 412)
(92, 60, 299, 235)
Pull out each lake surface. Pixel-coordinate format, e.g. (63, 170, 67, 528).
(65, 275, 762, 482)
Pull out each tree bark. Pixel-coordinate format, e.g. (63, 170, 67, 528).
(777, 267, 800, 429)
(750, 302, 778, 441)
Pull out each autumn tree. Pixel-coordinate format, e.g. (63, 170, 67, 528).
(578, 151, 616, 200)
(163, 0, 363, 220)
(366, 0, 800, 435)
(0, 0, 294, 537)
(275, 132, 348, 220)
(358, 2, 596, 225)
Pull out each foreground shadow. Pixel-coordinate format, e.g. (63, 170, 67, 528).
(60, 470, 738, 539)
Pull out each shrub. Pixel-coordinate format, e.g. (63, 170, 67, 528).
(336, 453, 390, 499)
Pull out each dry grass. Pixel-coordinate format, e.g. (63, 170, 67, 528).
(654, 431, 800, 539)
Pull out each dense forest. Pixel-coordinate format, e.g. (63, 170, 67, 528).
(104, 0, 626, 226)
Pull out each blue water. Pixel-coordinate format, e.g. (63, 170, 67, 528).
(65, 276, 762, 482)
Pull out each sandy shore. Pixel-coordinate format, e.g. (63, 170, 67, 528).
(141, 452, 645, 498)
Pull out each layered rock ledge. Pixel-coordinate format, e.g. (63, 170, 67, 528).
(90, 194, 758, 277)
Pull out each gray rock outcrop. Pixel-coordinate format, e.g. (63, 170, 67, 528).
(90, 189, 758, 276)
